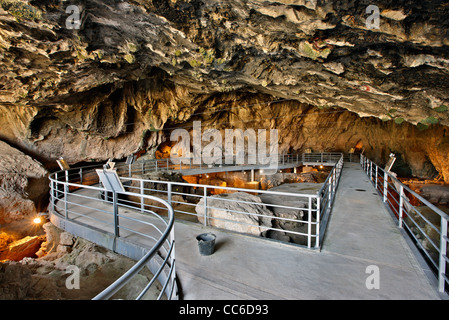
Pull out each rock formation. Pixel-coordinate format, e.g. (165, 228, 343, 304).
(196, 192, 273, 235)
(259, 182, 322, 244)
(0, 235, 45, 261)
(0, 140, 48, 224)
(0, 0, 447, 180)
(0, 0, 448, 251)
(0, 223, 162, 300)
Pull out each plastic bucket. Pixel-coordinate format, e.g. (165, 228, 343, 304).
(196, 233, 216, 256)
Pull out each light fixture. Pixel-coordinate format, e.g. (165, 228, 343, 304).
(32, 212, 47, 225)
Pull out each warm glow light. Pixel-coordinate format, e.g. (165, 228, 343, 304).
(319, 165, 324, 169)
(33, 217, 42, 224)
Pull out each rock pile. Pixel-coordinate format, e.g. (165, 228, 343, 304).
(195, 183, 323, 245)
(0, 223, 161, 300)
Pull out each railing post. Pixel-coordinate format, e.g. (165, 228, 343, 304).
(64, 183, 68, 219)
(50, 179, 55, 212)
(315, 196, 321, 249)
(55, 171, 59, 199)
(332, 167, 337, 193)
(398, 185, 404, 228)
(383, 171, 388, 203)
(438, 216, 448, 293)
(203, 187, 208, 226)
(307, 197, 312, 249)
(167, 183, 172, 206)
(375, 165, 378, 190)
(140, 180, 144, 213)
(79, 168, 83, 184)
(113, 191, 119, 237)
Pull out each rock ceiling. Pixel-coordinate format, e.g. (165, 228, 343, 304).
(0, 0, 448, 179)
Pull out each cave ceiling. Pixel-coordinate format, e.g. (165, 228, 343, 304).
(0, 0, 448, 178)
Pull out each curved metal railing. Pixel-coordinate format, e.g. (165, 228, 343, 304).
(46, 152, 343, 299)
(48, 166, 177, 300)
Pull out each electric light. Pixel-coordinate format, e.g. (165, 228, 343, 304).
(33, 217, 42, 224)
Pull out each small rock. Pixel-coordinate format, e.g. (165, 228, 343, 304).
(59, 232, 74, 246)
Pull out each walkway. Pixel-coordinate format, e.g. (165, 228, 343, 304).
(173, 163, 441, 299)
(49, 162, 444, 299)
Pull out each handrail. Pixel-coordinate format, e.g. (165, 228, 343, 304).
(119, 152, 344, 249)
(48, 169, 177, 300)
(47, 152, 344, 299)
(316, 154, 344, 247)
(92, 191, 175, 300)
(360, 154, 448, 294)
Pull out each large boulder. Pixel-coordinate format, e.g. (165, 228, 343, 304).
(196, 192, 273, 236)
(0, 235, 45, 262)
(418, 184, 449, 206)
(0, 141, 48, 224)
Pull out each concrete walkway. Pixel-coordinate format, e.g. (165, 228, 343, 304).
(174, 163, 442, 299)
(51, 163, 444, 299)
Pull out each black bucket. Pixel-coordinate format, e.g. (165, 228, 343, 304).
(196, 233, 216, 256)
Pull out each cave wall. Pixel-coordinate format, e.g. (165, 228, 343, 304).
(1, 75, 447, 181)
(0, 0, 449, 180)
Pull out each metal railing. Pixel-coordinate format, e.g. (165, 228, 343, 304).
(48, 168, 177, 300)
(302, 152, 343, 164)
(125, 153, 304, 174)
(317, 154, 344, 246)
(46, 152, 344, 300)
(360, 154, 449, 293)
(118, 153, 344, 249)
